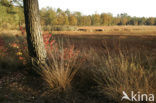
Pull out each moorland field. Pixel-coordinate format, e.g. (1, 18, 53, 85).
(0, 26, 156, 103)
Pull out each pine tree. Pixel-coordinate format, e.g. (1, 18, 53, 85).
(23, 0, 47, 64)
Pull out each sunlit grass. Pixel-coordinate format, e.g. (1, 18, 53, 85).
(0, 32, 156, 103)
(93, 47, 156, 102)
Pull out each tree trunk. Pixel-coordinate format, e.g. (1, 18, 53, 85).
(23, 0, 47, 64)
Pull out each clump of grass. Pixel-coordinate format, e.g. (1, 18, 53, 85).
(93, 49, 156, 102)
(36, 39, 81, 92)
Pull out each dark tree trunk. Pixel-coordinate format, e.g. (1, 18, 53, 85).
(23, 0, 47, 64)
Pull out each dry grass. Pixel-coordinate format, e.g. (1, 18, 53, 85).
(93, 48, 156, 102)
(35, 40, 82, 92)
(49, 26, 156, 36)
(78, 25, 156, 31)
(0, 31, 156, 103)
(1, 26, 156, 36)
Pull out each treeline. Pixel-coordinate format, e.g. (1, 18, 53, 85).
(40, 8, 156, 26)
(1, 0, 156, 30)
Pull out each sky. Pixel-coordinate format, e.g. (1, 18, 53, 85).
(39, 0, 156, 17)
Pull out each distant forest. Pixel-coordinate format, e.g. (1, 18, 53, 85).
(1, 0, 156, 30)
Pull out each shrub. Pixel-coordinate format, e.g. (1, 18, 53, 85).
(0, 35, 29, 73)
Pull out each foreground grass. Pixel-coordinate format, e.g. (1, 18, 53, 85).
(0, 32, 156, 103)
(93, 49, 156, 102)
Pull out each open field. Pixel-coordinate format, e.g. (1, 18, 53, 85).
(0, 26, 156, 103)
(1, 26, 156, 36)
(50, 26, 156, 36)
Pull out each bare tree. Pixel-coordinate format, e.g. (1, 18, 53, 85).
(23, 0, 47, 64)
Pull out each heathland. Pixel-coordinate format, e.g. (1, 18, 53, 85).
(0, 1, 156, 103)
(0, 25, 156, 103)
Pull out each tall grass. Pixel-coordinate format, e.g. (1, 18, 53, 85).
(36, 39, 82, 92)
(93, 48, 156, 102)
(33, 37, 156, 102)
(0, 32, 156, 102)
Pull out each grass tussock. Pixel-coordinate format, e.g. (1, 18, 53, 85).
(36, 40, 82, 92)
(93, 49, 156, 102)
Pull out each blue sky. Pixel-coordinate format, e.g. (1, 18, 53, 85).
(39, 0, 156, 17)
